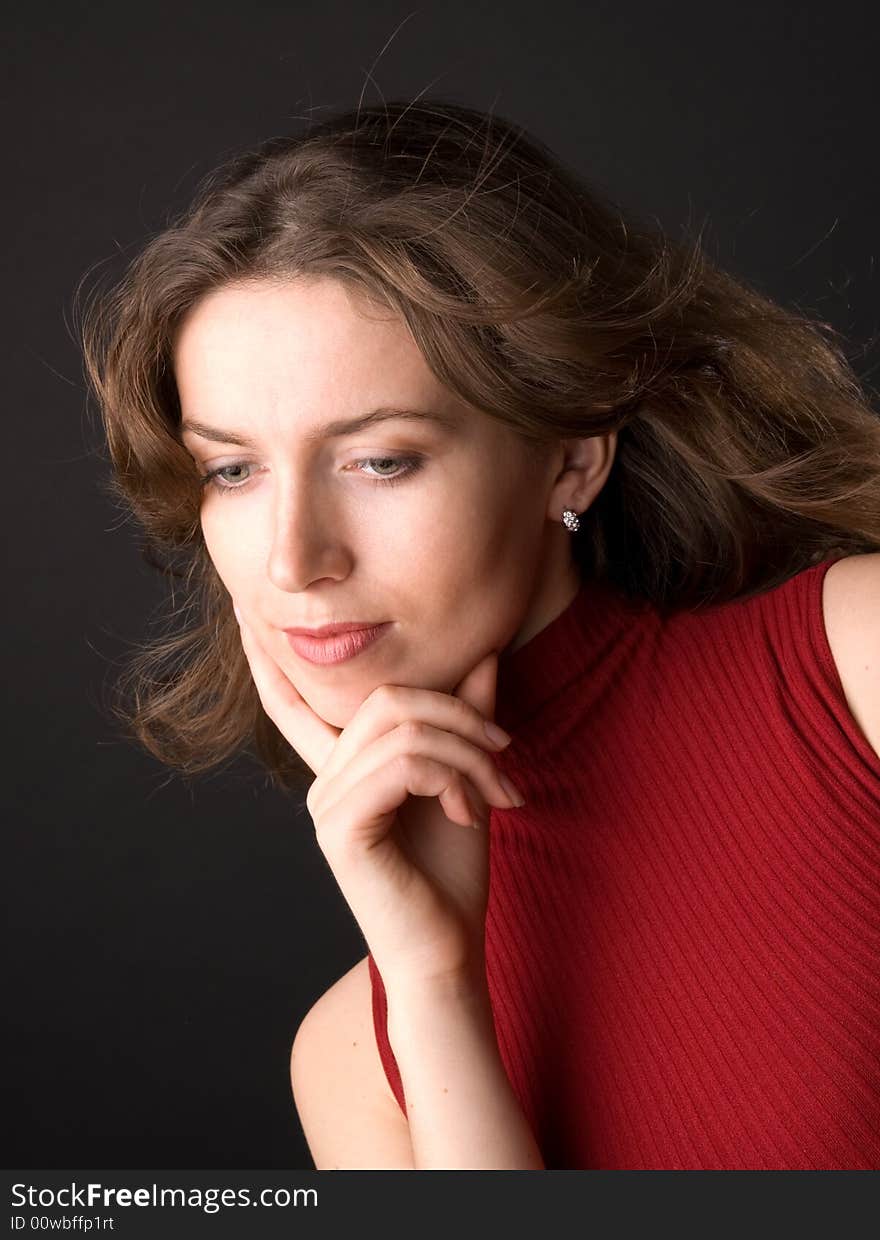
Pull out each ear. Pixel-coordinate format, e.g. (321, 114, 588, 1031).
(545, 431, 617, 522)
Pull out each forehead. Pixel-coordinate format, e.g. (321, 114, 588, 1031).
(171, 274, 456, 434)
(173, 276, 439, 414)
(173, 277, 475, 446)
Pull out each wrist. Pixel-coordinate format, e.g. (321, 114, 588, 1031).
(371, 941, 489, 1004)
(384, 965, 493, 1034)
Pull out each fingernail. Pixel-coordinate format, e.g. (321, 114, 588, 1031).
(498, 773, 525, 807)
(484, 720, 512, 748)
(466, 792, 489, 830)
(232, 603, 242, 624)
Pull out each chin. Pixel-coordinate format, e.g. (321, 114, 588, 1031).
(303, 664, 457, 731)
(304, 686, 370, 731)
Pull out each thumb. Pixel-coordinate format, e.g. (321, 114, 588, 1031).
(452, 649, 499, 723)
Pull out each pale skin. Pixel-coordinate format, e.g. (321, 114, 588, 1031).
(174, 275, 880, 1169)
(173, 274, 616, 1169)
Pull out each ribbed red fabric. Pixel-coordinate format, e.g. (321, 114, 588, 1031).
(368, 556, 880, 1168)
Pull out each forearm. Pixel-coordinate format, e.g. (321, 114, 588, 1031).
(385, 971, 545, 1170)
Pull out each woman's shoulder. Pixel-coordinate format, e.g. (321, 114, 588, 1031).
(820, 551, 880, 763)
(290, 955, 414, 1169)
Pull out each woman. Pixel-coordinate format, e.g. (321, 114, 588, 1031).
(79, 100, 880, 1170)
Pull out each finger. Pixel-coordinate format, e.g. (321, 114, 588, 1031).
(459, 774, 491, 829)
(315, 681, 512, 793)
(451, 651, 500, 817)
(316, 753, 490, 860)
(434, 770, 479, 830)
(236, 612, 339, 774)
(433, 773, 490, 830)
(453, 649, 499, 723)
(310, 719, 523, 825)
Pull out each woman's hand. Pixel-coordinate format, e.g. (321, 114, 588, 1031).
(233, 608, 524, 990)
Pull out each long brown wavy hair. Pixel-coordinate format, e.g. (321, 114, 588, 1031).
(78, 98, 880, 793)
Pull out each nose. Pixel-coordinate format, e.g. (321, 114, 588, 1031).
(266, 482, 352, 593)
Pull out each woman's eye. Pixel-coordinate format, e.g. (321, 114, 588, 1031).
(354, 455, 424, 484)
(199, 462, 255, 492)
(198, 454, 424, 497)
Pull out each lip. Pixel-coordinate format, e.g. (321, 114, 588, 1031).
(282, 621, 385, 638)
(282, 622, 392, 666)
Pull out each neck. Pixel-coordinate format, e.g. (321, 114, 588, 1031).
(505, 541, 582, 655)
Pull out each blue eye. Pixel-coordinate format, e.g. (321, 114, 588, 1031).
(356, 456, 424, 484)
(199, 462, 255, 491)
(198, 454, 425, 496)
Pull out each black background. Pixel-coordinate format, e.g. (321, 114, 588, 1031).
(5, 0, 878, 1170)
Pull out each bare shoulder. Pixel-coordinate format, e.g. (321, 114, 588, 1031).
(290, 954, 414, 1170)
(821, 552, 880, 761)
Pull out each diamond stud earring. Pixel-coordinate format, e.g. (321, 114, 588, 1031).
(562, 508, 580, 533)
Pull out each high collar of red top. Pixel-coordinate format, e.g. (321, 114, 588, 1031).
(493, 575, 654, 736)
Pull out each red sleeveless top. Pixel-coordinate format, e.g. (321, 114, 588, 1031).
(368, 557, 880, 1169)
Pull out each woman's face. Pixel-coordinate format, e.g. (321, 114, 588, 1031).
(174, 276, 603, 728)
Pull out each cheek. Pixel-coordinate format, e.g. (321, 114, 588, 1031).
(445, 477, 544, 568)
(199, 511, 251, 589)
(412, 504, 536, 599)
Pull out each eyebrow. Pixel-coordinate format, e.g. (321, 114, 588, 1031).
(178, 406, 459, 448)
